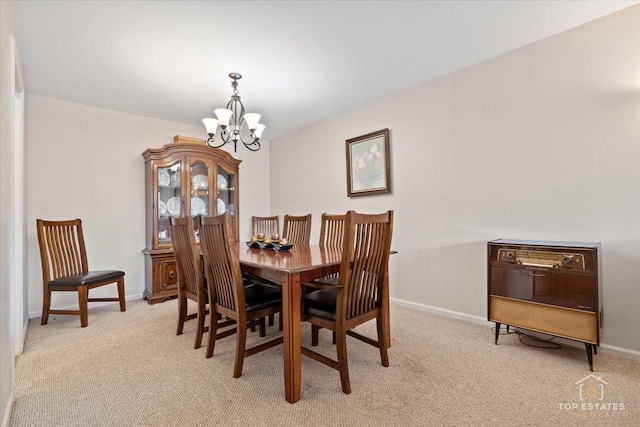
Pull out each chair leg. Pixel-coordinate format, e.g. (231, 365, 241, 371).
(278, 311, 283, 331)
(194, 301, 206, 349)
(335, 329, 351, 394)
(268, 313, 274, 326)
(259, 317, 266, 337)
(176, 294, 187, 336)
(117, 277, 126, 312)
(332, 331, 336, 345)
(206, 309, 218, 359)
(312, 325, 320, 346)
(41, 288, 51, 325)
(78, 286, 89, 328)
(377, 315, 390, 367)
(233, 324, 247, 378)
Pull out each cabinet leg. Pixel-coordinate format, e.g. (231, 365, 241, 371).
(585, 343, 594, 372)
(593, 344, 597, 355)
(494, 322, 501, 345)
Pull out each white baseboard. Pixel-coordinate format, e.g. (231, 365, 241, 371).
(599, 343, 640, 362)
(28, 293, 144, 319)
(1, 390, 14, 427)
(391, 297, 490, 326)
(390, 297, 640, 362)
(14, 317, 29, 356)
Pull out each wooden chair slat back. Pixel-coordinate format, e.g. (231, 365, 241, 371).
(37, 219, 88, 284)
(251, 215, 279, 237)
(200, 214, 244, 312)
(283, 214, 312, 245)
(169, 216, 203, 296)
(319, 213, 346, 247)
(339, 211, 394, 320)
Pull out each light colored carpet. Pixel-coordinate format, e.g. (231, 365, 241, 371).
(10, 299, 640, 426)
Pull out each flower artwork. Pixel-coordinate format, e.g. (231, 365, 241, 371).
(346, 129, 391, 197)
(352, 140, 384, 190)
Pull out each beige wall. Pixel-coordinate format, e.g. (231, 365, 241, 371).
(270, 6, 640, 354)
(1, 1, 25, 424)
(25, 95, 270, 316)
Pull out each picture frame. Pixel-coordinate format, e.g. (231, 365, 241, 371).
(345, 128, 391, 197)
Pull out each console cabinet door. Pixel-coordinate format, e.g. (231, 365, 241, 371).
(533, 270, 596, 311)
(489, 267, 533, 301)
(490, 266, 596, 311)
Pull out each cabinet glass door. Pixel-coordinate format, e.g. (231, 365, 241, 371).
(157, 161, 182, 245)
(216, 166, 236, 217)
(190, 160, 211, 218)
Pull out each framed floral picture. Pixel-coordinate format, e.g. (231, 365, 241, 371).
(345, 128, 391, 197)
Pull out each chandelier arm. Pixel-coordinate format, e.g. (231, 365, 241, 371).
(206, 136, 229, 149)
(237, 132, 261, 147)
(242, 140, 261, 151)
(220, 128, 232, 144)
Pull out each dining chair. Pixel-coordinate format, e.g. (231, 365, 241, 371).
(265, 213, 313, 328)
(249, 215, 283, 327)
(319, 213, 346, 247)
(200, 213, 283, 378)
(309, 213, 347, 335)
(36, 218, 126, 328)
(318, 213, 346, 281)
(170, 216, 235, 349)
(282, 214, 312, 245)
(301, 210, 394, 394)
(251, 215, 279, 238)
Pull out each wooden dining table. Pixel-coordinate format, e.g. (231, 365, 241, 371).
(239, 244, 340, 403)
(238, 243, 393, 403)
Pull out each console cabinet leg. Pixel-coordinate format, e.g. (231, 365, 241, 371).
(593, 344, 597, 355)
(494, 322, 501, 345)
(585, 343, 594, 372)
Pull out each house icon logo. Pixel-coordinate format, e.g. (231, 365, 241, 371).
(560, 374, 624, 412)
(575, 374, 607, 401)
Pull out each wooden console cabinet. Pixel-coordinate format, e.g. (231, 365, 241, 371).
(487, 239, 602, 370)
(142, 135, 241, 304)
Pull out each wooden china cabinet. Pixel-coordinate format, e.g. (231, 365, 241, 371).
(142, 135, 241, 304)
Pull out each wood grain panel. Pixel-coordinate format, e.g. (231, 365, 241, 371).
(489, 296, 597, 343)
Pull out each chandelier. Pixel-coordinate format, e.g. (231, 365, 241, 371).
(202, 72, 265, 152)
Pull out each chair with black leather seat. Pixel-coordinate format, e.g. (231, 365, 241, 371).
(200, 213, 283, 378)
(316, 213, 346, 284)
(282, 214, 312, 245)
(309, 213, 347, 341)
(249, 214, 284, 328)
(170, 216, 236, 349)
(301, 210, 393, 394)
(251, 215, 279, 238)
(319, 213, 346, 248)
(36, 218, 126, 328)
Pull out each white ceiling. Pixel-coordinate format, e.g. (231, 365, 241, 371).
(13, 1, 638, 140)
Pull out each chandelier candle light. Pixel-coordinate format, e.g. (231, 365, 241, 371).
(202, 73, 265, 152)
